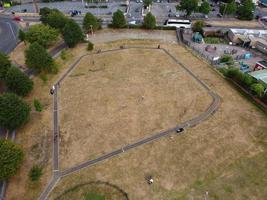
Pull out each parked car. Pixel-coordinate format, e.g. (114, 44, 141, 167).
(13, 16, 23, 21)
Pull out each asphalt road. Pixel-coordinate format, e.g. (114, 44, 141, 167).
(38, 46, 221, 200)
(0, 17, 19, 54)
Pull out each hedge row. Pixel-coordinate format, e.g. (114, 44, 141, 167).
(219, 67, 267, 103)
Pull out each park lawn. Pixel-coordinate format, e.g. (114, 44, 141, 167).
(48, 41, 267, 200)
(58, 45, 212, 169)
(204, 37, 228, 44)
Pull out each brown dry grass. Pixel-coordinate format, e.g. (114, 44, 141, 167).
(58, 47, 212, 169)
(205, 20, 262, 28)
(48, 41, 267, 200)
(5, 43, 89, 200)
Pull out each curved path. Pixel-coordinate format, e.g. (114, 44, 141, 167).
(39, 46, 221, 200)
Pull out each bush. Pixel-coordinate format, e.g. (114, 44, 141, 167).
(0, 93, 30, 130)
(143, 12, 156, 29)
(25, 24, 59, 48)
(28, 165, 43, 182)
(33, 99, 43, 112)
(220, 55, 234, 65)
(25, 42, 54, 73)
(112, 9, 127, 28)
(87, 41, 94, 51)
(63, 19, 84, 48)
(0, 139, 24, 180)
(251, 83, 265, 98)
(0, 52, 11, 80)
(225, 67, 239, 78)
(83, 12, 101, 32)
(242, 73, 255, 87)
(5, 67, 34, 97)
(39, 73, 48, 84)
(18, 29, 26, 43)
(60, 50, 67, 60)
(192, 20, 204, 34)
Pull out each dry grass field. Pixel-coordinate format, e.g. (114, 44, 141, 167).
(48, 41, 267, 200)
(58, 47, 212, 169)
(204, 20, 263, 28)
(5, 36, 267, 200)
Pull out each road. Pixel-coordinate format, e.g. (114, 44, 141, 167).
(0, 17, 19, 54)
(38, 46, 221, 200)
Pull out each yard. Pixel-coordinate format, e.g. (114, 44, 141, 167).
(5, 35, 267, 200)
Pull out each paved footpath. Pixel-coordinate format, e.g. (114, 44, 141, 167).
(39, 46, 221, 200)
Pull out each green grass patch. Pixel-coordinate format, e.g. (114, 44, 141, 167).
(85, 192, 105, 200)
(204, 37, 228, 44)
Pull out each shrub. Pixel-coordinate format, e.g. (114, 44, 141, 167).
(0, 139, 24, 180)
(33, 99, 43, 112)
(28, 165, 43, 182)
(60, 50, 67, 60)
(0, 93, 30, 130)
(251, 83, 265, 98)
(143, 12, 156, 29)
(112, 9, 126, 28)
(225, 67, 239, 78)
(87, 41, 94, 51)
(5, 67, 34, 97)
(25, 42, 54, 73)
(192, 20, 204, 34)
(220, 55, 234, 65)
(39, 73, 48, 84)
(242, 73, 255, 87)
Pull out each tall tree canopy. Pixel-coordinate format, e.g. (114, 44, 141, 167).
(0, 93, 30, 130)
(176, 0, 198, 16)
(83, 12, 101, 32)
(112, 10, 127, 28)
(63, 19, 84, 48)
(0, 52, 11, 80)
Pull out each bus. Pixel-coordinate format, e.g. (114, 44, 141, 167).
(164, 19, 192, 29)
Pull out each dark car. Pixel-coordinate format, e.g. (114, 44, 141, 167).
(175, 128, 184, 133)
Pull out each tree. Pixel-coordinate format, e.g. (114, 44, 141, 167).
(144, 0, 152, 7)
(40, 7, 52, 24)
(63, 19, 84, 48)
(28, 165, 43, 182)
(176, 0, 198, 16)
(199, 0, 211, 15)
(220, 0, 237, 15)
(237, 0, 255, 20)
(242, 73, 254, 87)
(46, 10, 68, 31)
(0, 52, 11, 80)
(25, 24, 59, 48)
(0, 139, 24, 180)
(251, 83, 265, 98)
(18, 29, 26, 43)
(0, 93, 30, 130)
(83, 12, 101, 32)
(143, 12, 156, 29)
(192, 20, 204, 33)
(220, 55, 234, 65)
(25, 42, 54, 73)
(112, 10, 127, 28)
(5, 67, 33, 97)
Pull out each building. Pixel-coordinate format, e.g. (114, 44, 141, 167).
(228, 28, 267, 52)
(249, 69, 267, 87)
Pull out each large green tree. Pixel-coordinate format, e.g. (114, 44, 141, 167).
(5, 67, 33, 97)
(143, 12, 156, 29)
(199, 0, 211, 15)
(40, 7, 52, 24)
(112, 9, 126, 28)
(0, 139, 24, 180)
(220, 0, 237, 15)
(83, 12, 101, 32)
(0, 93, 30, 130)
(25, 24, 59, 48)
(176, 0, 198, 16)
(0, 52, 11, 80)
(144, 0, 152, 7)
(63, 19, 84, 48)
(238, 0, 255, 20)
(46, 10, 68, 31)
(25, 42, 54, 73)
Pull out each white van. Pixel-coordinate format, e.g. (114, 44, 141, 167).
(164, 19, 192, 29)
